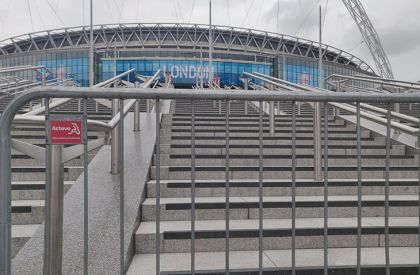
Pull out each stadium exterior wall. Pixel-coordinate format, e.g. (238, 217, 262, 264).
(0, 23, 375, 88)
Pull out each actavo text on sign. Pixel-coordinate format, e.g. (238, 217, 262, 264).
(49, 115, 83, 145)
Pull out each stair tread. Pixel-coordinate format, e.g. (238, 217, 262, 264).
(12, 224, 39, 238)
(142, 195, 418, 205)
(147, 178, 419, 184)
(136, 217, 420, 234)
(128, 247, 420, 274)
(11, 200, 45, 207)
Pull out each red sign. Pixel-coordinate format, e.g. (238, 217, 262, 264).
(50, 116, 83, 145)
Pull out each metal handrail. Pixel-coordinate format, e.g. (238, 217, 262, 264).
(2, 87, 420, 275)
(354, 74, 420, 88)
(329, 74, 420, 91)
(249, 72, 420, 133)
(22, 68, 140, 116)
(0, 65, 52, 75)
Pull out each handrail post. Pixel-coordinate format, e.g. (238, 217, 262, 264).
(244, 79, 249, 115)
(44, 145, 65, 275)
(111, 99, 119, 174)
(134, 82, 140, 132)
(269, 101, 275, 136)
(314, 102, 322, 180)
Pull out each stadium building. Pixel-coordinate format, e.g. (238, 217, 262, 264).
(0, 23, 375, 88)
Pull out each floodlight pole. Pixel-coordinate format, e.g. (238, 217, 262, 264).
(89, 0, 94, 87)
(208, 0, 213, 86)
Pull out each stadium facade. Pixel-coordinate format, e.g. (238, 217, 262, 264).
(0, 23, 376, 87)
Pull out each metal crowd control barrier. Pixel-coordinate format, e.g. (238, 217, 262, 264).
(1, 87, 420, 275)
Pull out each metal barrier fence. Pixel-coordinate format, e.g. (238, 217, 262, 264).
(1, 87, 420, 275)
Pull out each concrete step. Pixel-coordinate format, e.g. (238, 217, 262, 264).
(169, 130, 371, 139)
(146, 178, 420, 198)
(150, 165, 418, 180)
(127, 247, 420, 275)
(165, 146, 405, 156)
(11, 166, 83, 181)
(12, 224, 39, 258)
(166, 137, 384, 146)
(135, 217, 418, 253)
(141, 195, 419, 221)
(12, 181, 74, 200)
(158, 155, 414, 166)
(11, 200, 44, 225)
(11, 154, 95, 166)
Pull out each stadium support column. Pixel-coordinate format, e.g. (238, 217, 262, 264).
(314, 6, 323, 180)
(89, 0, 94, 87)
(208, 0, 213, 86)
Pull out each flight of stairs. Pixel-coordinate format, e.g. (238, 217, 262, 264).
(8, 98, 151, 258)
(128, 100, 420, 274)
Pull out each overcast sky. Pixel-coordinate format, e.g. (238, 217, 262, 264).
(0, 0, 419, 81)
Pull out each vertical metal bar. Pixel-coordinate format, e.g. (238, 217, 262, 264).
(134, 100, 140, 132)
(314, 102, 322, 180)
(323, 102, 329, 275)
(356, 102, 362, 275)
(119, 99, 125, 275)
(219, 100, 222, 115)
(258, 100, 264, 275)
(155, 98, 161, 275)
(291, 101, 296, 275)
(225, 99, 230, 275)
(191, 100, 196, 274)
(47, 145, 64, 275)
(244, 101, 248, 115)
(418, 104, 420, 275)
(83, 99, 89, 275)
(111, 100, 119, 174)
(385, 103, 391, 275)
(43, 98, 52, 275)
(269, 101, 275, 137)
(0, 105, 12, 275)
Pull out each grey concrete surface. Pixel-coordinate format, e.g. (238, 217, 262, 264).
(12, 113, 157, 274)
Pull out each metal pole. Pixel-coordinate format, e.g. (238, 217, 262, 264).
(258, 101, 264, 275)
(385, 103, 391, 275)
(191, 100, 196, 274)
(119, 99, 125, 275)
(208, 0, 213, 85)
(269, 101, 275, 136)
(134, 82, 140, 132)
(244, 80, 249, 115)
(418, 105, 420, 275)
(356, 102, 362, 275)
(225, 100, 230, 274)
(41, 72, 46, 107)
(83, 99, 89, 275)
(89, 0, 94, 87)
(314, 5, 323, 181)
(43, 98, 51, 274)
(200, 47, 204, 88)
(291, 101, 296, 275)
(155, 99, 161, 275)
(44, 144, 64, 275)
(111, 99, 119, 174)
(323, 101, 329, 275)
